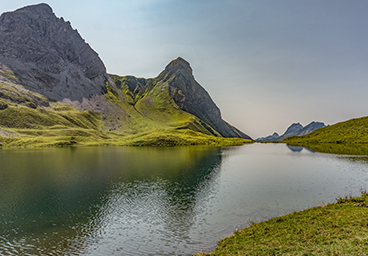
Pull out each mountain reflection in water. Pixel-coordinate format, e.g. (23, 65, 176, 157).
(0, 146, 225, 255)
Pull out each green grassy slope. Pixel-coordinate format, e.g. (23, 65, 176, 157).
(0, 74, 252, 148)
(107, 74, 220, 136)
(284, 116, 368, 154)
(196, 193, 368, 256)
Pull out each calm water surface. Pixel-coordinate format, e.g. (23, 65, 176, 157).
(1, 144, 368, 255)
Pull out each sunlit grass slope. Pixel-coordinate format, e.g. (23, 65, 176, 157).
(196, 193, 368, 256)
(284, 116, 368, 153)
(0, 70, 252, 148)
(0, 97, 252, 148)
(105, 74, 220, 136)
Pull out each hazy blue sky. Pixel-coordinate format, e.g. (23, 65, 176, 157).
(1, 1, 368, 138)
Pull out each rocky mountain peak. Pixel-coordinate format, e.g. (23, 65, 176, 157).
(158, 57, 251, 139)
(15, 3, 53, 15)
(0, 3, 108, 102)
(162, 57, 193, 77)
(282, 122, 303, 136)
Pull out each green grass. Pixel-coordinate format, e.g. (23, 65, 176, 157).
(0, 104, 101, 130)
(106, 129, 252, 147)
(196, 193, 368, 256)
(0, 102, 252, 148)
(283, 116, 368, 154)
(0, 128, 252, 148)
(0, 74, 252, 148)
(285, 116, 368, 144)
(104, 74, 221, 136)
(0, 81, 48, 107)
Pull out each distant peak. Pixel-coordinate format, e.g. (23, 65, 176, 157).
(164, 57, 192, 74)
(15, 3, 53, 15)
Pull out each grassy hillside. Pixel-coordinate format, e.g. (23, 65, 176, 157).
(0, 78, 252, 148)
(284, 116, 368, 154)
(196, 193, 368, 256)
(106, 74, 220, 136)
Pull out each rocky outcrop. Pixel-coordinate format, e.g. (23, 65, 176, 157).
(0, 3, 108, 102)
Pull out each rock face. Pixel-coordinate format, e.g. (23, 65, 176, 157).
(159, 58, 251, 139)
(280, 121, 325, 139)
(281, 123, 303, 137)
(0, 3, 108, 102)
(294, 121, 325, 136)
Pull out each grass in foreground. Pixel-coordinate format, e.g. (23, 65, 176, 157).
(196, 193, 368, 256)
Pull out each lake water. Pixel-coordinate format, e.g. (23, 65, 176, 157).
(1, 144, 368, 255)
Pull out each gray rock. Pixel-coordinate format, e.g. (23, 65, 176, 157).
(281, 122, 303, 137)
(255, 132, 279, 142)
(294, 121, 325, 136)
(0, 3, 108, 102)
(276, 121, 326, 141)
(161, 58, 251, 139)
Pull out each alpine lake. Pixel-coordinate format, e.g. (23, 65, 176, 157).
(1, 143, 368, 255)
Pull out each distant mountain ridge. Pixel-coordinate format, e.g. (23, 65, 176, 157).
(255, 132, 279, 142)
(256, 121, 326, 142)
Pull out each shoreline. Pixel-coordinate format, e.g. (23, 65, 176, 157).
(195, 192, 368, 255)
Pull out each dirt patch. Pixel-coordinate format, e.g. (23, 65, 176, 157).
(141, 95, 153, 106)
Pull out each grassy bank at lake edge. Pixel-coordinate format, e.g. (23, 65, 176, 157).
(195, 193, 368, 256)
(0, 128, 253, 148)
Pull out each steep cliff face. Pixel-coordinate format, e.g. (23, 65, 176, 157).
(159, 58, 251, 139)
(0, 3, 108, 102)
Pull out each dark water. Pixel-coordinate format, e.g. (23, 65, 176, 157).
(1, 144, 368, 255)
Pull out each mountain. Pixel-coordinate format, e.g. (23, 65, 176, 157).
(255, 132, 279, 142)
(0, 3, 108, 102)
(0, 4, 252, 147)
(109, 57, 251, 139)
(278, 121, 325, 140)
(292, 121, 325, 136)
(281, 123, 303, 137)
(256, 121, 325, 142)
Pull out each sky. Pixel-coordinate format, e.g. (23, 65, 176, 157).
(1, 0, 368, 139)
